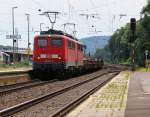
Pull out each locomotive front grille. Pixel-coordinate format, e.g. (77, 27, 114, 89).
(33, 62, 65, 71)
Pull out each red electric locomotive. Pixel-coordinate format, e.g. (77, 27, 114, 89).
(33, 29, 85, 74)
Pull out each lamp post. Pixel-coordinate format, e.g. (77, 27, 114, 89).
(40, 23, 44, 32)
(12, 6, 17, 63)
(25, 13, 30, 64)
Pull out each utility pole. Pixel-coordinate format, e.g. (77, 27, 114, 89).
(15, 28, 18, 62)
(25, 13, 30, 64)
(12, 6, 17, 63)
(40, 11, 60, 29)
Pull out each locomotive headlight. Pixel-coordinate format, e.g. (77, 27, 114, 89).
(37, 56, 40, 59)
(58, 57, 61, 59)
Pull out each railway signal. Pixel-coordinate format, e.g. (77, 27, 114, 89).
(129, 18, 136, 71)
(129, 18, 136, 43)
(130, 18, 136, 31)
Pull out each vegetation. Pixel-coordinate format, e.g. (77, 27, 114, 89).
(0, 60, 31, 70)
(95, 0, 150, 66)
(136, 67, 150, 72)
(95, 45, 111, 63)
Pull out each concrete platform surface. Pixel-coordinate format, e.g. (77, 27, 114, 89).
(125, 72, 150, 117)
(0, 67, 32, 73)
(67, 71, 130, 117)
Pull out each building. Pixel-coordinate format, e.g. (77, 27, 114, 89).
(0, 51, 10, 64)
(0, 49, 32, 64)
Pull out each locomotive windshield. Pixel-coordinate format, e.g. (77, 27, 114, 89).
(51, 37, 62, 47)
(37, 38, 47, 47)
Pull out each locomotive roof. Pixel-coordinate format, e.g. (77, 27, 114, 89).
(40, 29, 78, 41)
(39, 29, 84, 45)
(37, 34, 83, 45)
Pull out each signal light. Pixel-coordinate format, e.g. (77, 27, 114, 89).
(129, 18, 136, 43)
(14, 39, 16, 42)
(130, 18, 136, 31)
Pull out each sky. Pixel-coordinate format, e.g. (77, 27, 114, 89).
(0, 0, 147, 48)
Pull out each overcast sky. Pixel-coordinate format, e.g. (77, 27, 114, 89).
(0, 0, 147, 48)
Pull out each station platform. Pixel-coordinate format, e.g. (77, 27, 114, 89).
(0, 67, 32, 86)
(67, 71, 150, 117)
(125, 72, 150, 117)
(67, 71, 129, 117)
(0, 67, 32, 74)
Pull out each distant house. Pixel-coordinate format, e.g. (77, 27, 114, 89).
(0, 51, 10, 64)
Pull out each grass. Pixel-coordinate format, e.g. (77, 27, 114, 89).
(136, 67, 150, 72)
(0, 60, 31, 70)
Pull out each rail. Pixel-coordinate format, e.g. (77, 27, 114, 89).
(0, 71, 117, 117)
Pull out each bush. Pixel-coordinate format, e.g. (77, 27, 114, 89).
(0, 60, 31, 69)
(14, 60, 31, 67)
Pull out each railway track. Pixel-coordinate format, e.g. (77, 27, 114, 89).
(0, 79, 39, 91)
(0, 69, 120, 117)
(0, 70, 105, 96)
(0, 70, 107, 110)
(0, 78, 60, 96)
(52, 72, 118, 117)
(0, 79, 57, 95)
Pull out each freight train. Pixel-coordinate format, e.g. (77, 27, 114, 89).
(32, 29, 103, 79)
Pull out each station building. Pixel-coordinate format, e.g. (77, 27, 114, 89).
(0, 49, 32, 64)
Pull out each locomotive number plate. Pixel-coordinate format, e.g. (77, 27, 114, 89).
(51, 54, 58, 58)
(40, 54, 46, 58)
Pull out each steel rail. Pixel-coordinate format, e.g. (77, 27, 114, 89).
(51, 72, 119, 117)
(0, 79, 57, 95)
(0, 79, 39, 90)
(0, 71, 114, 117)
(0, 70, 107, 95)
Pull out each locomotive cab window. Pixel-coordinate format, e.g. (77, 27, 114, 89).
(68, 40, 75, 49)
(78, 44, 81, 50)
(51, 37, 62, 47)
(37, 38, 48, 47)
(81, 45, 83, 51)
(78, 44, 83, 51)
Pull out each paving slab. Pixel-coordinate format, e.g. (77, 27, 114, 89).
(67, 71, 130, 117)
(125, 72, 150, 117)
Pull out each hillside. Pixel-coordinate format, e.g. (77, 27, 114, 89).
(80, 36, 110, 55)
